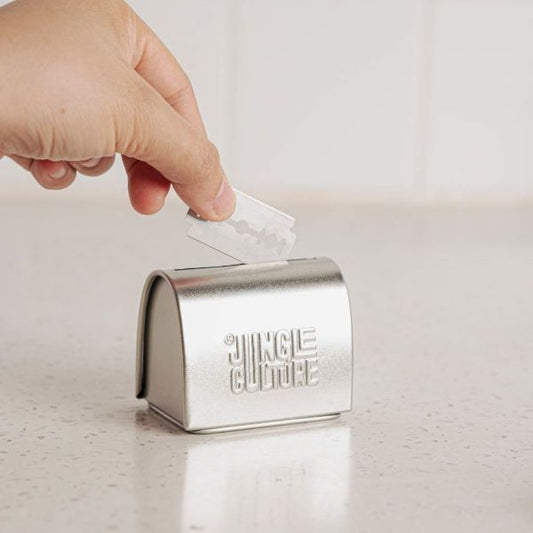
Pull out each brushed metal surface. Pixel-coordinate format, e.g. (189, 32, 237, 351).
(137, 257, 353, 433)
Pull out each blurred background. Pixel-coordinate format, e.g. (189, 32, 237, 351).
(1, 0, 532, 204)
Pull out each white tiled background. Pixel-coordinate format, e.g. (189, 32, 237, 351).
(1, 0, 532, 203)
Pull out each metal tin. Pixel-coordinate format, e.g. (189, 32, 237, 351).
(136, 257, 353, 433)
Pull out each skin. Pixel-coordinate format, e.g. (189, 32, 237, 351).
(0, 0, 236, 220)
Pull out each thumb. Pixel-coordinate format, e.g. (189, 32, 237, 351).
(118, 79, 235, 221)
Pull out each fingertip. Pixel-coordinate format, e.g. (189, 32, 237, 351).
(31, 160, 76, 190)
(130, 192, 167, 215)
(71, 156, 115, 177)
(174, 176, 236, 222)
(79, 157, 101, 169)
(207, 177, 236, 221)
(126, 160, 171, 215)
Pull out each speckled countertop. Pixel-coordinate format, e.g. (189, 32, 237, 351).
(1, 199, 532, 532)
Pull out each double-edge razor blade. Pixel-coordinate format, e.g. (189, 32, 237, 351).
(185, 190, 297, 263)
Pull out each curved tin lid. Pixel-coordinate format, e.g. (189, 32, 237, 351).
(135, 257, 351, 401)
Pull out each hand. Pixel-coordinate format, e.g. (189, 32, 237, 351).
(0, 0, 235, 220)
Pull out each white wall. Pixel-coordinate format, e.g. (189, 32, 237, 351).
(1, 0, 532, 203)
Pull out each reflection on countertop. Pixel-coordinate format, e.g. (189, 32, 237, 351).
(134, 409, 351, 531)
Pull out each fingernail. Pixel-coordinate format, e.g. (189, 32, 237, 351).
(210, 178, 236, 220)
(49, 163, 67, 180)
(79, 157, 101, 169)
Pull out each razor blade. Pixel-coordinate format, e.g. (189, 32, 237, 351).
(185, 190, 296, 263)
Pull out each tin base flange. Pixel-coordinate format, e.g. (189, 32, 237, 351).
(148, 403, 340, 434)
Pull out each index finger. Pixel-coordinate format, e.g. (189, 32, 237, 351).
(130, 14, 206, 134)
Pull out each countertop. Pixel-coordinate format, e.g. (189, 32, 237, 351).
(1, 199, 532, 532)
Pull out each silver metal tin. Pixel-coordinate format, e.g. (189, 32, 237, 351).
(136, 257, 353, 433)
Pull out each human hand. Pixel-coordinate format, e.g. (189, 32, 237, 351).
(0, 0, 235, 220)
